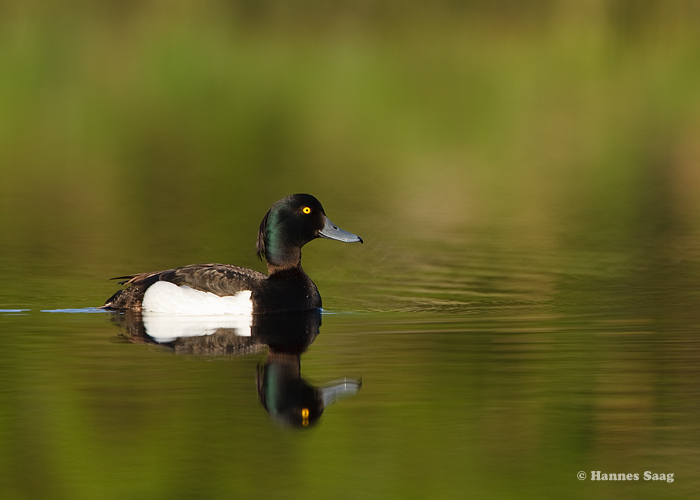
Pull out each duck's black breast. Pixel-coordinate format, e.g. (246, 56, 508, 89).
(251, 268, 321, 314)
(103, 263, 320, 314)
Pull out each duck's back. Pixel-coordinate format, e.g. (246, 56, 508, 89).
(104, 263, 266, 312)
(104, 263, 322, 313)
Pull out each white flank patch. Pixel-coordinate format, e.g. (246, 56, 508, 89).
(141, 281, 254, 341)
(143, 281, 253, 315)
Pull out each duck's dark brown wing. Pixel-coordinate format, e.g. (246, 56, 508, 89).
(103, 263, 267, 311)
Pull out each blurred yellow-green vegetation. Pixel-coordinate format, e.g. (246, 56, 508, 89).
(1, 5, 700, 499)
(1, 0, 700, 307)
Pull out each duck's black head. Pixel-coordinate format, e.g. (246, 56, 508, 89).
(256, 194, 362, 272)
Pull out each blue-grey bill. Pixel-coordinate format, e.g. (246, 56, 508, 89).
(319, 216, 363, 243)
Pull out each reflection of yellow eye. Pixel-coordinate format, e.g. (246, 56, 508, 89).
(301, 408, 310, 426)
(302, 207, 312, 214)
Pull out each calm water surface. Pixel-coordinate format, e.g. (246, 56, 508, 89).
(0, 215, 698, 500)
(1, 4, 700, 498)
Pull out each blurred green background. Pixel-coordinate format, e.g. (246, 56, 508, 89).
(1, 3, 700, 499)
(1, 0, 700, 311)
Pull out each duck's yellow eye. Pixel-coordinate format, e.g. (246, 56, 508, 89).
(302, 206, 312, 214)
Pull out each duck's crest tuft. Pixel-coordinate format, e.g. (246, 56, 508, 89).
(256, 207, 271, 262)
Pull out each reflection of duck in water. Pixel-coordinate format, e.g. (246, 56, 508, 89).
(110, 310, 361, 427)
(255, 312, 361, 427)
(103, 194, 362, 315)
(258, 350, 361, 427)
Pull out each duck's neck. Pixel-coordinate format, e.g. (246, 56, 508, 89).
(266, 248, 302, 275)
